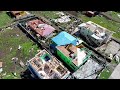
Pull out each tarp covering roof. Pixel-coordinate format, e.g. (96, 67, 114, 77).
(52, 31, 78, 46)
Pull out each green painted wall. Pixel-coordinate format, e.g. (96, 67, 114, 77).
(56, 49, 78, 71)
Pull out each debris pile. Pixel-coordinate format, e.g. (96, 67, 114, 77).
(19, 60, 25, 68)
(73, 58, 103, 79)
(104, 41, 120, 59)
(18, 45, 22, 50)
(53, 12, 71, 23)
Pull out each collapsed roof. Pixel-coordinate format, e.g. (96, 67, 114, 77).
(56, 44, 92, 67)
(27, 19, 55, 37)
(73, 58, 103, 79)
(78, 21, 108, 40)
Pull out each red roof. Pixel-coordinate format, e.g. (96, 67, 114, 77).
(27, 19, 55, 37)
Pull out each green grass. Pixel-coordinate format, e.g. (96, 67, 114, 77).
(21, 42, 38, 57)
(106, 11, 120, 20)
(31, 11, 120, 39)
(0, 11, 13, 28)
(31, 11, 77, 31)
(99, 68, 112, 79)
(78, 13, 120, 39)
(0, 27, 39, 79)
(111, 59, 119, 65)
(1, 72, 20, 79)
(111, 60, 117, 64)
(30, 11, 59, 19)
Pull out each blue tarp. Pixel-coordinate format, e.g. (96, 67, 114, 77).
(52, 31, 78, 46)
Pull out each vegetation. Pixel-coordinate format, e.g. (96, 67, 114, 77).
(0, 11, 13, 28)
(99, 68, 112, 79)
(1, 72, 20, 79)
(30, 11, 59, 19)
(0, 27, 39, 79)
(106, 11, 120, 20)
(31, 11, 120, 39)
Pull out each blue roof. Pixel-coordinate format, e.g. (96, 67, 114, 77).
(52, 31, 77, 46)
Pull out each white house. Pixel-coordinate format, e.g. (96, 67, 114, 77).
(74, 21, 112, 47)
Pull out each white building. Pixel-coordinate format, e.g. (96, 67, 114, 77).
(74, 21, 112, 47)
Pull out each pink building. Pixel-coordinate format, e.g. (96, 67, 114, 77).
(27, 19, 55, 37)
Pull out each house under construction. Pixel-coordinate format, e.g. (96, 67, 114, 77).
(27, 49, 70, 79)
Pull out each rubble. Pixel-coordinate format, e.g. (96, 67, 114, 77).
(37, 49, 41, 52)
(109, 63, 120, 79)
(109, 54, 113, 60)
(105, 41, 120, 56)
(18, 45, 22, 50)
(53, 12, 71, 23)
(12, 72, 17, 76)
(116, 51, 120, 58)
(56, 12, 65, 16)
(73, 58, 103, 79)
(12, 57, 18, 64)
(16, 34, 19, 37)
(114, 55, 119, 63)
(117, 14, 120, 18)
(10, 47, 12, 52)
(6, 27, 13, 30)
(19, 60, 25, 68)
(3, 72, 6, 76)
(53, 16, 71, 23)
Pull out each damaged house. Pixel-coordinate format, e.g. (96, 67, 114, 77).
(74, 21, 112, 47)
(27, 49, 70, 79)
(26, 19, 55, 39)
(51, 31, 92, 71)
(9, 11, 31, 19)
